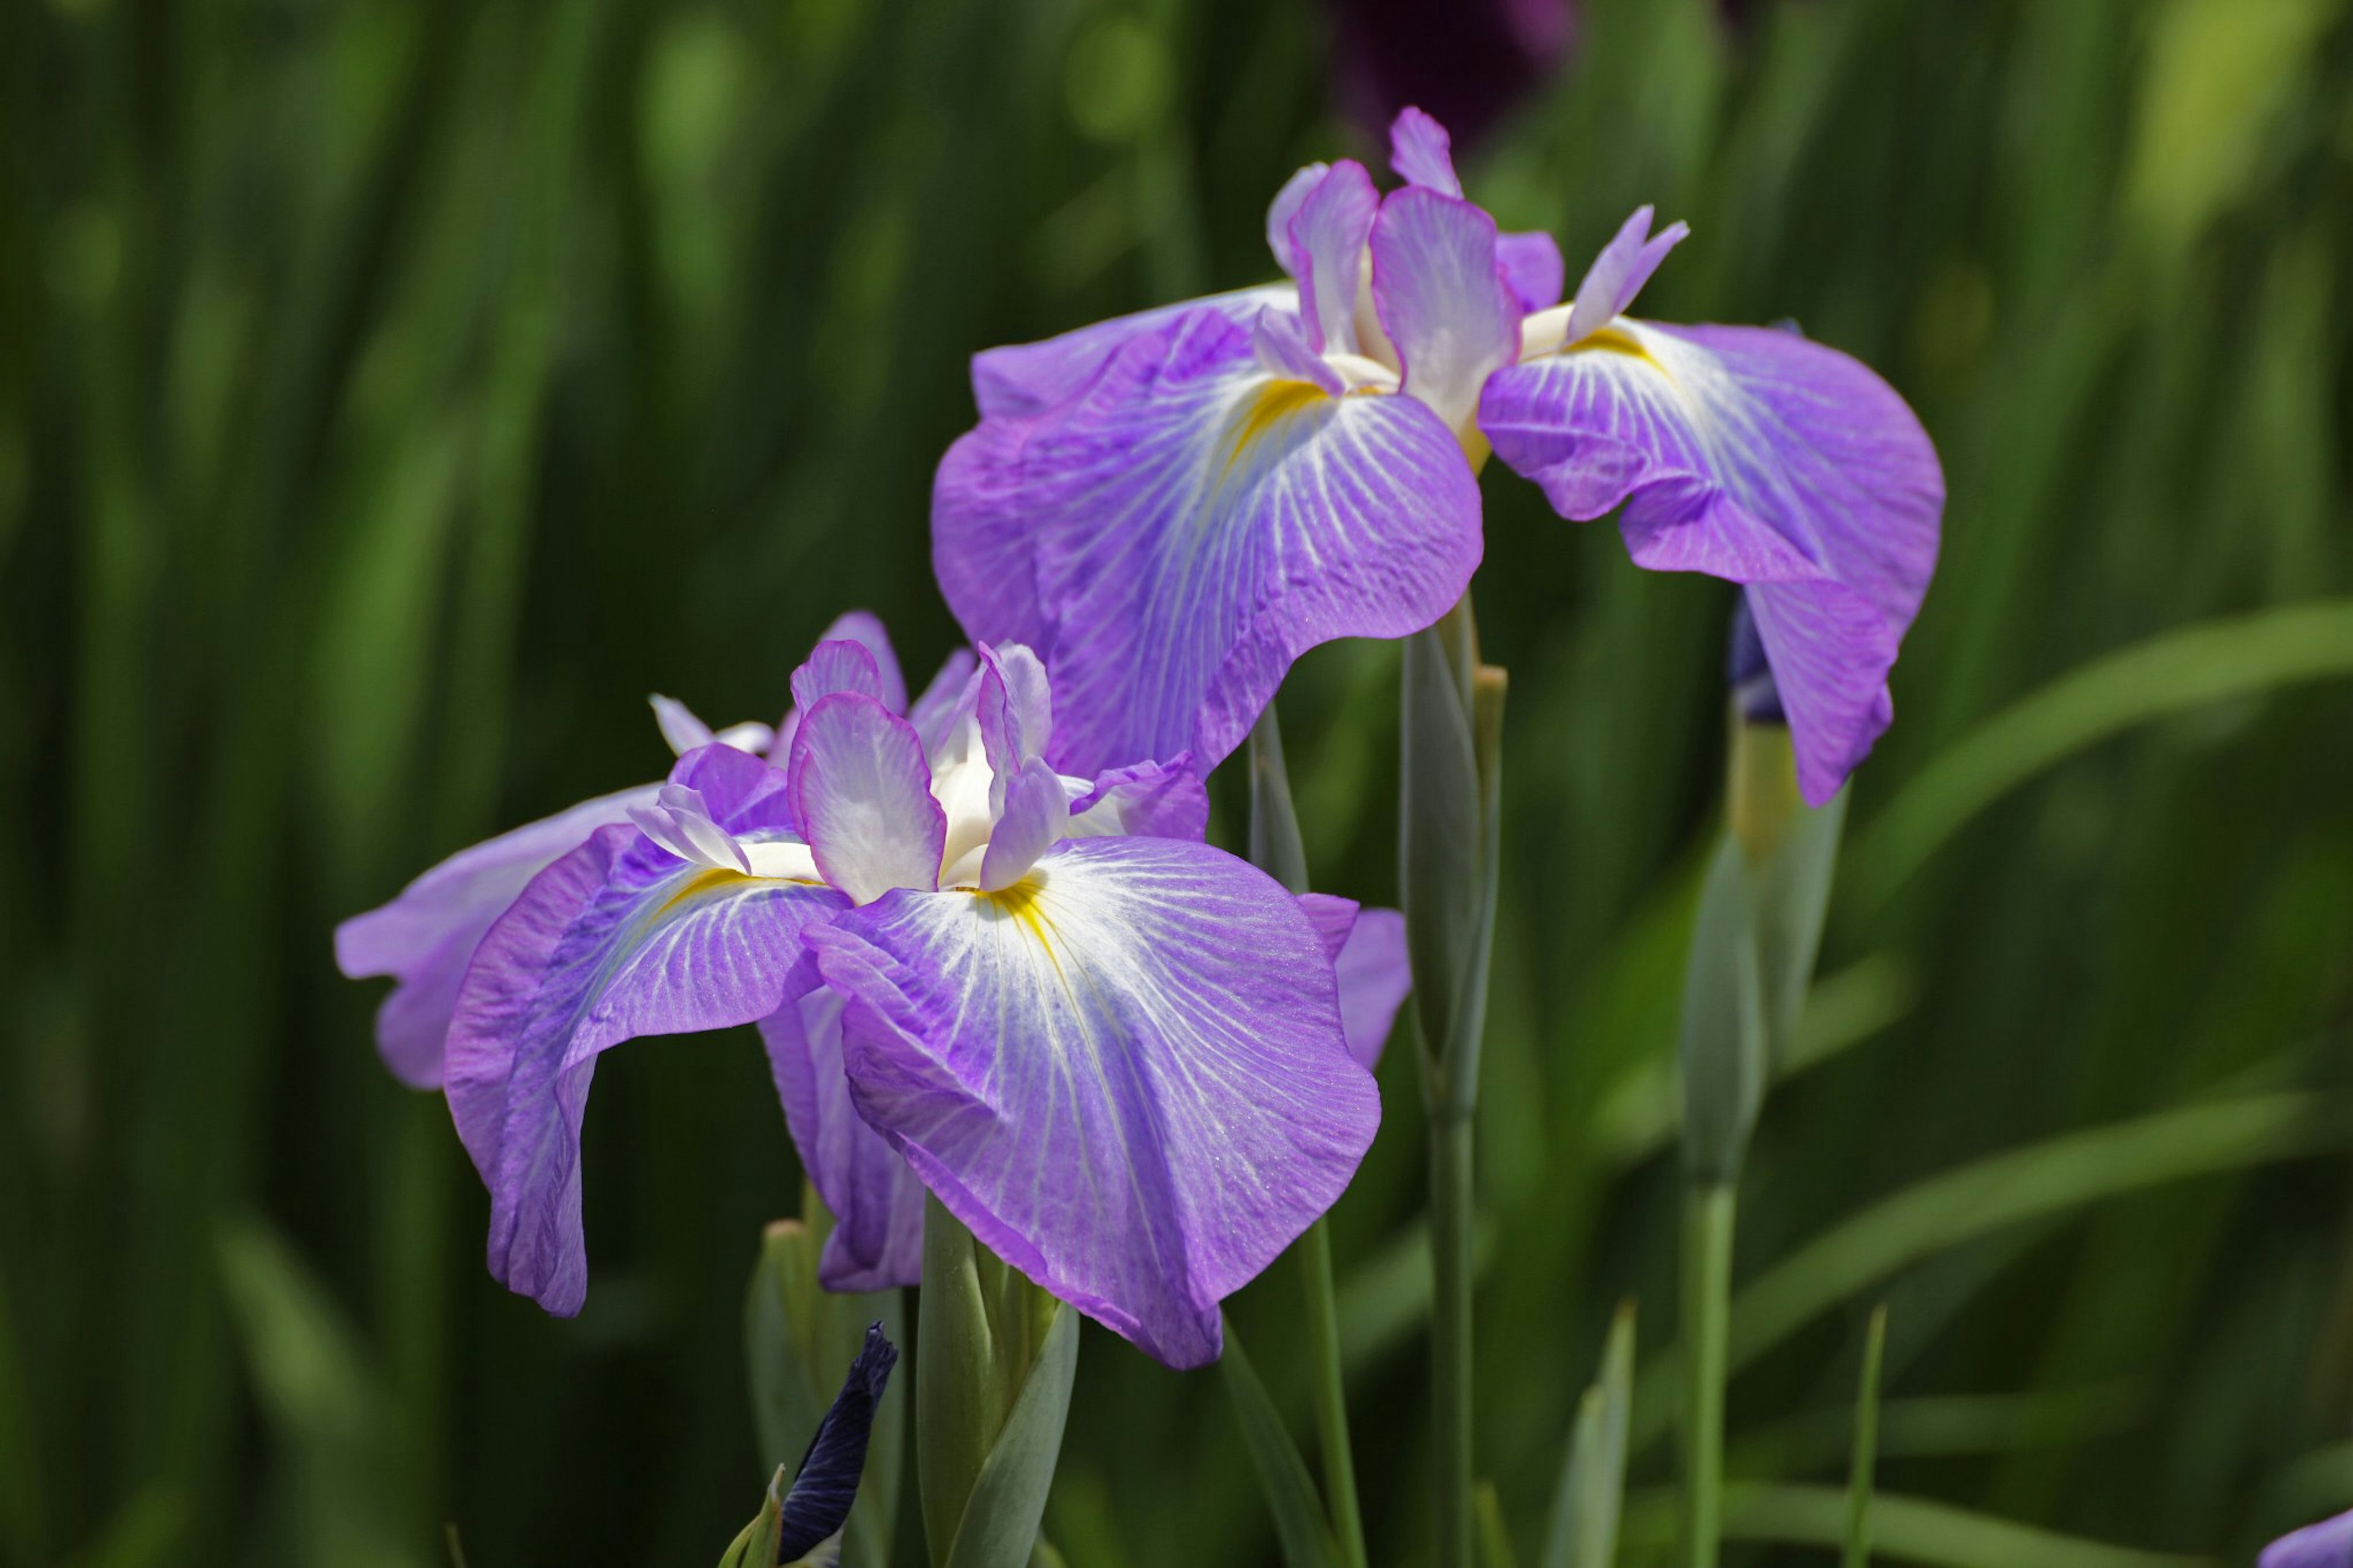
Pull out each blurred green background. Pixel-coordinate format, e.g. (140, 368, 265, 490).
(6, 0, 2353, 1562)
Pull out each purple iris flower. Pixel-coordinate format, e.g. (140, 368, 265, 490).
(935, 107, 1942, 805)
(334, 611, 900, 1089)
(398, 621, 1402, 1369)
(2265, 1510, 2353, 1568)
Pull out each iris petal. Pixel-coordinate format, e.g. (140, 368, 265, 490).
(1387, 105, 1462, 196)
(1370, 186, 1521, 434)
(443, 744, 843, 1314)
(1480, 318, 1942, 802)
(809, 836, 1379, 1368)
(790, 695, 947, 904)
(970, 284, 1295, 420)
(761, 973, 926, 1291)
(334, 782, 660, 1088)
(1290, 161, 1380, 355)
(933, 307, 1482, 776)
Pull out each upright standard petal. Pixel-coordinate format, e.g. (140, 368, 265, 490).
(1388, 105, 1462, 196)
(1561, 205, 1688, 346)
(970, 285, 1295, 420)
(335, 783, 660, 1088)
(1370, 187, 1521, 434)
(1265, 163, 1330, 276)
(1289, 161, 1381, 355)
(934, 308, 1482, 776)
(1480, 318, 1942, 802)
(1496, 231, 1566, 313)
(789, 695, 947, 904)
(443, 744, 845, 1314)
(811, 611, 907, 717)
(809, 836, 1379, 1368)
(761, 973, 926, 1291)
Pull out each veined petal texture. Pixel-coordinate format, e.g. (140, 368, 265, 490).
(809, 836, 1379, 1368)
(1371, 186, 1521, 434)
(762, 972, 926, 1291)
(934, 307, 1482, 776)
(1480, 319, 1942, 803)
(334, 782, 660, 1089)
(444, 744, 846, 1315)
(971, 284, 1295, 420)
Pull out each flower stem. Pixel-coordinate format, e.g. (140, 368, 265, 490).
(1246, 706, 1369, 1568)
(1298, 1218, 1370, 1568)
(1680, 1180, 1738, 1568)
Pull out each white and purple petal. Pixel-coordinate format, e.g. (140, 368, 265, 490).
(934, 307, 1483, 776)
(1370, 187, 1521, 434)
(1290, 161, 1381, 355)
(1265, 163, 1330, 276)
(442, 744, 844, 1314)
(809, 836, 1379, 1368)
(1480, 318, 1943, 802)
(760, 970, 926, 1292)
(1387, 105, 1462, 196)
(1561, 206, 1688, 346)
(335, 782, 661, 1088)
(789, 695, 946, 904)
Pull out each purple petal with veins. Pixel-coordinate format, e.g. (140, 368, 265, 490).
(934, 306, 1482, 776)
(1481, 316, 1942, 803)
(811, 835, 1378, 1368)
(443, 744, 842, 1315)
(1389, 105, 1463, 196)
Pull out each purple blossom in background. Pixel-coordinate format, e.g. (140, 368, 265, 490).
(1327, 0, 1574, 154)
(345, 616, 1407, 1369)
(2264, 1510, 2353, 1568)
(936, 108, 1942, 805)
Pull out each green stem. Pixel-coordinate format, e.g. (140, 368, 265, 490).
(1431, 1100, 1477, 1568)
(1298, 1219, 1370, 1568)
(1681, 1181, 1738, 1568)
(1246, 706, 1369, 1568)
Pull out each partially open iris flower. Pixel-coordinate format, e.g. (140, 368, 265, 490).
(334, 608, 901, 1089)
(340, 617, 1409, 1369)
(935, 107, 1942, 803)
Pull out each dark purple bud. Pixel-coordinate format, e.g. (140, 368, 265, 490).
(1327, 0, 1574, 155)
(1726, 593, 1785, 725)
(773, 1322, 900, 1562)
(2262, 1509, 2353, 1568)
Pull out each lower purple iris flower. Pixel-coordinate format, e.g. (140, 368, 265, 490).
(338, 616, 1410, 1369)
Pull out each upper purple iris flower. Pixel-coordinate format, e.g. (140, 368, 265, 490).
(2264, 1510, 2353, 1568)
(339, 616, 1409, 1369)
(934, 107, 1942, 804)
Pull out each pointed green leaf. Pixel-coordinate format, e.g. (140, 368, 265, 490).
(1846, 1307, 1887, 1568)
(942, 1301, 1080, 1568)
(1219, 1317, 1344, 1568)
(1543, 1301, 1634, 1568)
(1475, 1481, 1521, 1568)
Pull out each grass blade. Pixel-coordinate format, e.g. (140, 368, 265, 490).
(1846, 1306, 1888, 1568)
(1542, 1300, 1634, 1568)
(1853, 602, 2353, 908)
(1219, 1317, 1344, 1568)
